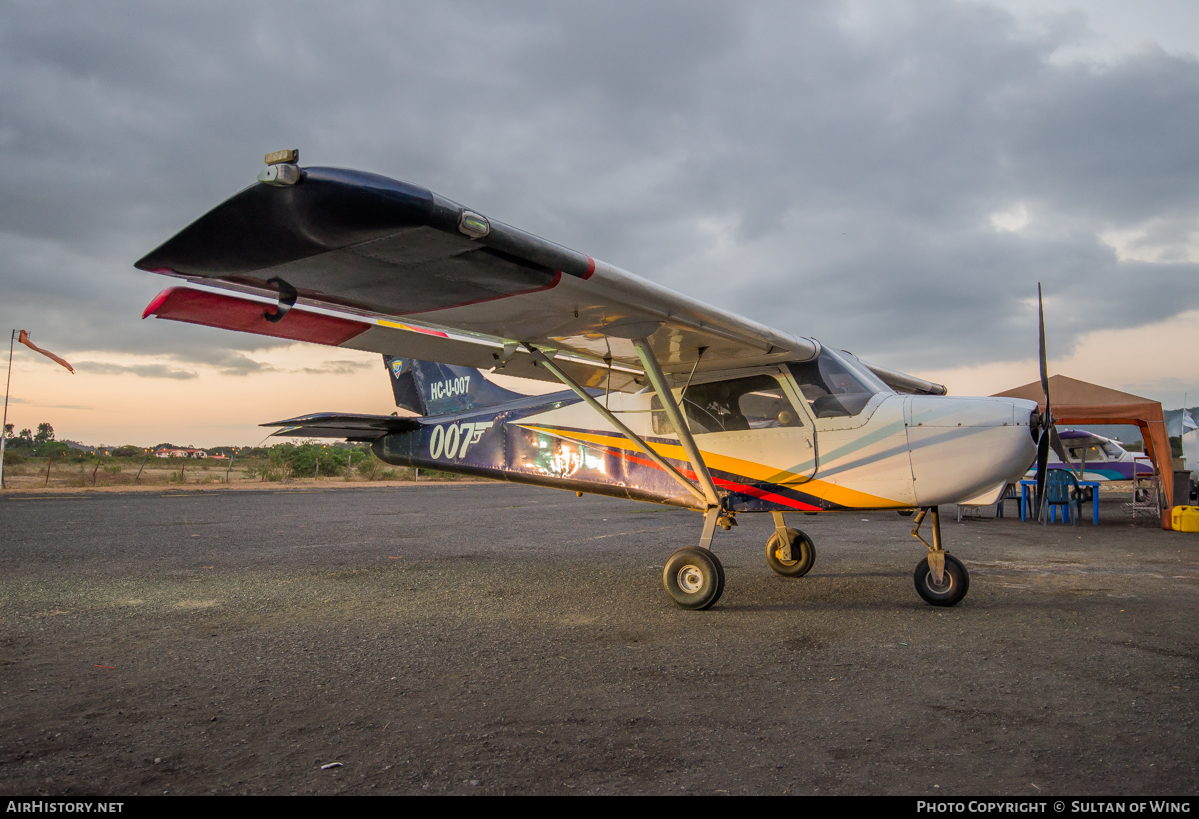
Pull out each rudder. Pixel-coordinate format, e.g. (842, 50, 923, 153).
(383, 356, 526, 416)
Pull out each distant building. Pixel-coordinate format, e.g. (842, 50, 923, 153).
(154, 447, 206, 459)
(61, 440, 97, 454)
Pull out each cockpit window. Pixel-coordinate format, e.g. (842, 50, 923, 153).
(1069, 443, 1113, 462)
(787, 349, 882, 418)
(652, 374, 803, 435)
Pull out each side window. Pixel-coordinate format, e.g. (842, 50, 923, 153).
(652, 375, 803, 435)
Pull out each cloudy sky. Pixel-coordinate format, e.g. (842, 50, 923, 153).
(2, 0, 1199, 446)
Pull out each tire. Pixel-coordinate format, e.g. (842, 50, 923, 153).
(897, 510, 915, 517)
(663, 547, 725, 610)
(710, 550, 726, 606)
(913, 553, 970, 607)
(765, 528, 816, 578)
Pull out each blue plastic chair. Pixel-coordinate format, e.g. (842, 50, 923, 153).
(1043, 469, 1082, 525)
(996, 483, 1020, 518)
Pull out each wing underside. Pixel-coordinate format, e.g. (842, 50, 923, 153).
(138, 165, 943, 395)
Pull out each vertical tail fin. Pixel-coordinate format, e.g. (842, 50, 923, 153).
(383, 356, 527, 416)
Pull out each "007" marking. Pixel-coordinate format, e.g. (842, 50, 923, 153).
(429, 421, 493, 460)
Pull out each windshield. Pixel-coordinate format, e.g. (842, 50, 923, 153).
(787, 348, 881, 418)
(836, 350, 893, 394)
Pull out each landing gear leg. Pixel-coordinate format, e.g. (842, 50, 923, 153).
(765, 511, 816, 577)
(663, 509, 726, 610)
(910, 506, 969, 607)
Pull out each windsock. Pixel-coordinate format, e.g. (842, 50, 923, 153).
(18, 330, 74, 374)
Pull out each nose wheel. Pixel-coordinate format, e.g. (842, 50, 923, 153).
(663, 547, 725, 610)
(910, 506, 970, 607)
(914, 553, 969, 606)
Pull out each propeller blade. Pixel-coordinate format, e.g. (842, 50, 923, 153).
(1035, 429, 1050, 522)
(1038, 283, 1049, 400)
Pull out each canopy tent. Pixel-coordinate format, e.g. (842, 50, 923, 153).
(992, 375, 1174, 529)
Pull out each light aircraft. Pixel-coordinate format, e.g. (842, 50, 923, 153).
(136, 151, 1048, 610)
(1024, 428, 1154, 483)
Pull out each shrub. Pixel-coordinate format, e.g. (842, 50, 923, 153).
(267, 442, 351, 478)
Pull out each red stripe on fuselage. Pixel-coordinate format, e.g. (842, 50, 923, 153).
(609, 446, 822, 511)
(143, 287, 371, 347)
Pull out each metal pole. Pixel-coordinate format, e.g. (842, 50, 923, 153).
(136, 449, 149, 484)
(0, 330, 15, 489)
(631, 338, 721, 506)
(523, 344, 708, 506)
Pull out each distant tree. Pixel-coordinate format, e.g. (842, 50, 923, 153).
(3, 423, 11, 438)
(33, 423, 55, 444)
(111, 445, 145, 458)
(5, 428, 34, 450)
(36, 440, 72, 458)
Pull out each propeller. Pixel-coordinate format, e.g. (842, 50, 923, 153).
(1033, 283, 1076, 522)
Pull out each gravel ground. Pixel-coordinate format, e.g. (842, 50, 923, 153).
(0, 483, 1196, 796)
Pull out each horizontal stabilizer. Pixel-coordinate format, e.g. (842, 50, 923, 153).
(262, 412, 420, 442)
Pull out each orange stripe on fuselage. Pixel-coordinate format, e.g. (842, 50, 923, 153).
(519, 425, 902, 509)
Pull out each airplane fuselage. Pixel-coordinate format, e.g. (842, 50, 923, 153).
(374, 367, 1039, 513)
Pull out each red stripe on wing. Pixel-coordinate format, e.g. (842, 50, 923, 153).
(142, 288, 370, 347)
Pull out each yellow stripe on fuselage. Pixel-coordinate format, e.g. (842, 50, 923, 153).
(518, 424, 900, 509)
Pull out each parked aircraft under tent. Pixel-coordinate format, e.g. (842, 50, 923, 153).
(993, 375, 1175, 529)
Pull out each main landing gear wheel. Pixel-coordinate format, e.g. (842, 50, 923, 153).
(765, 528, 816, 578)
(663, 547, 725, 610)
(913, 554, 970, 607)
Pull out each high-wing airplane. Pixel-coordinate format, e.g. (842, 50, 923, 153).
(1024, 428, 1155, 483)
(136, 152, 1041, 610)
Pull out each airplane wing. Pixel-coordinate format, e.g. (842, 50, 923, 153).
(138, 165, 943, 394)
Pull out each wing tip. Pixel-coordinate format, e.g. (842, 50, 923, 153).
(142, 287, 179, 319)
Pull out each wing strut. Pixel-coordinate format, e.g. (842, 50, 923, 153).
(522, 345, 710, 508)
(631, 338, 722, 508)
